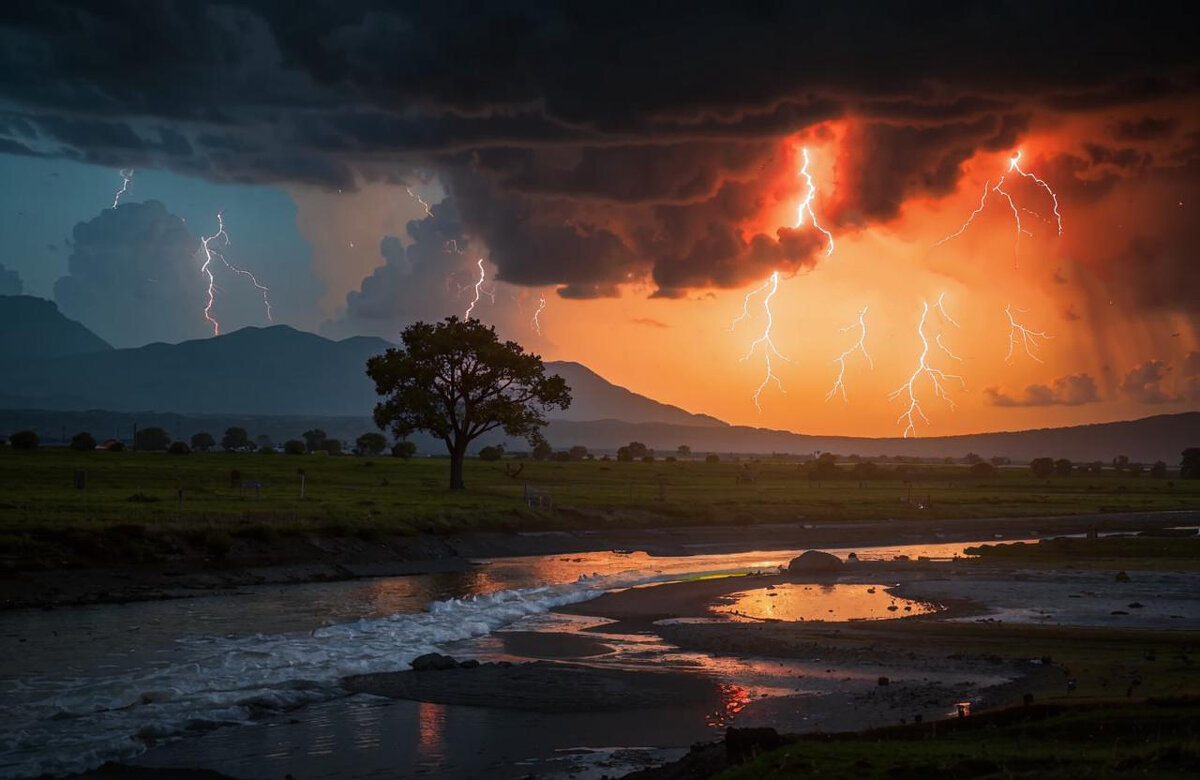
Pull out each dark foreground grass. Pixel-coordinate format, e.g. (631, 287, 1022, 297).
(2, 450, 1198, 539)
(717, 698, 1200, 779)
(967, 536, 1200, 570)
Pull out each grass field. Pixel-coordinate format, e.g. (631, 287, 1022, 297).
(2, 449, 1199, 540)
(716, 698, 1200, 779)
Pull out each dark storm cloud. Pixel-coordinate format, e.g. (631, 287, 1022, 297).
(53, 201, 210, 347)
(2, 1, 1197, 297)
(0, 262, 23, 295)
(984, 374, 1101, 407)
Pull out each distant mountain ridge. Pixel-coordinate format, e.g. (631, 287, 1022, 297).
(0, 295, 112, 360)
(0, 298, 722, 426)
(2, 296, 1197, 461)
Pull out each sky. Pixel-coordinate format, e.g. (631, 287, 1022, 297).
(0, 1, 1197, 437)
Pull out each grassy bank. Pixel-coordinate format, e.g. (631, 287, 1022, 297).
(967, 536, 1200, 570)
(2, 449, 1198, 538)
(715, 698, 1200, 779)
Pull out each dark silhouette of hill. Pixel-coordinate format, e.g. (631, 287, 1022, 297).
(0, 295, 112, 360)
(0, 311, 722, 425)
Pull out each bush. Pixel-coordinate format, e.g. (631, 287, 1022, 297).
(641, 454, 655, 463)
(284, 440, 306, 455)
(478, 445, 504, 461)
(167, 441, 191, 455)
(1030, 457, 1055, 479)
(705, 453, 720, 463)
(391, 440, 417, 459)
(70, 432, 97, 452)
(258, 445, 275, 455)
(105, 440, 126, 452)
(356, 432, 387, 456)
(221, 427, 249, 452)
(134, 427, 170, 451)
(969, 461, 997, 478)
(9, 430, 39, 450)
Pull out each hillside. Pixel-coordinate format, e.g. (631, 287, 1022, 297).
(0, 295, 112, 360)
(0, 302, 723, 426)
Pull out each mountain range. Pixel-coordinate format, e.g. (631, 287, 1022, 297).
(1, 294, 1197, 462)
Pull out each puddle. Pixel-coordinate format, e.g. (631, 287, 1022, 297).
(712, 583, 940, 622)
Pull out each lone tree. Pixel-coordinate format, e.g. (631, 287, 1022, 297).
(356, 432, 387, 456)
(367, 317, 570, 490)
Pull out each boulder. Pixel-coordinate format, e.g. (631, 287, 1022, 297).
(787, 550, 843, 575)
(725, 726, 783, 764)
(410, 652, 458, 671)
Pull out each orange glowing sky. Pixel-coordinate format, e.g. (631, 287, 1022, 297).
(296, 104, 1198, 438)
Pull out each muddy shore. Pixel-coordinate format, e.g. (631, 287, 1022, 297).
(4, 509, 1196, 610)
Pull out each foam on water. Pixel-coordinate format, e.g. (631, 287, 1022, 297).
(2, 567, 701, 778)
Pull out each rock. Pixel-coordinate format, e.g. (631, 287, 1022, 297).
(1128, 602, 1144, 608)
(1115, 571, 1131, 582)
(877, 676, 890, 686)
(410, 652, 458, 671)
(725, 726, 783, 763)
(459, 659, 481, 669)
(786, 550, 843, 575)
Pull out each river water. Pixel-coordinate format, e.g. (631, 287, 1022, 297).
(0, 539, 1007, 778)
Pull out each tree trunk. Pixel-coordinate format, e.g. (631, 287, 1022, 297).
(449, 444, 466, 490)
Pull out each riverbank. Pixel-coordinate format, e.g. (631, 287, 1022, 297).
(4, 510, 1198, 609)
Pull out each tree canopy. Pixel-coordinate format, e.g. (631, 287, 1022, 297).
(367, 317, 570, 489)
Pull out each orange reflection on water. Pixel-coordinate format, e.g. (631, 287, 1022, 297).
(707, 683, 753, 728)
(713, 583, 939, 622)
(415, 701, 447, 769)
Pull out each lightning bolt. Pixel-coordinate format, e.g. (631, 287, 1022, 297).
(197, 212, 273, 336)
(825, 305, 873, 402)
(111, 169, 134, 209)
(889, 296, 964, 438)
(406, 186, 434, 218)
(1008, 151, 1063, 236)
(531, 295, 547, 335)
(795, 148, 835, 256)
(465, 258, 487, 319)
(933, 149, 1063, 253)
(1004, 304, 1052, 363)
(732, 271, 789, 412)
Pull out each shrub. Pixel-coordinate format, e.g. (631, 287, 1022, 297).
(391, 440, 417, 459)
(258, 445, 275, 455)
(134, 427, 170, 451)
(221, 427, 249, 452)
(969, 461, 997, 478)
(105, 440, 126, 452)
(70, 432, 97, 452)
(9, 430, 39, 450)
(478, 445, 505, 461)
(1030, 457, 1055, 479)
(167, 441, 191, 455)
(356, 432, 387, 456)
(705, 453, 720, 464)
(284, 439, 307, 455)
(641, 454, 655, 463)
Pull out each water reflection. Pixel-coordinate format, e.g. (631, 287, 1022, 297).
(707, 683, 753, 728)
(415, 701, 447, 771)
(712, 583, 940, 622)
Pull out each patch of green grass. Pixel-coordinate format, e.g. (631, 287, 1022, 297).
(1, 449, 1197, 544)
(966, 536, 1200, 569)
(718, 698, 1200, 779)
